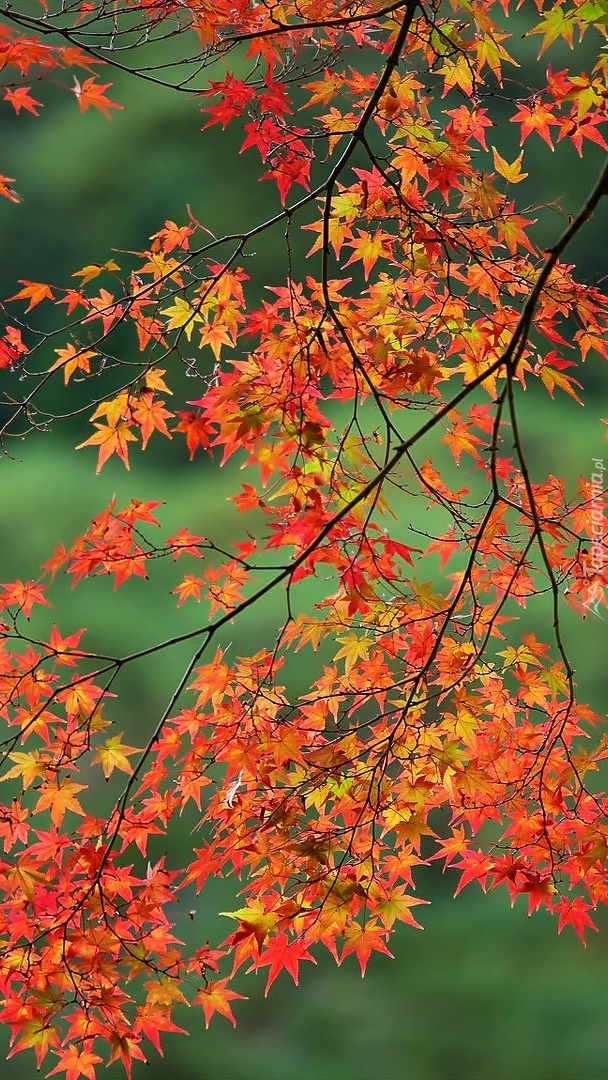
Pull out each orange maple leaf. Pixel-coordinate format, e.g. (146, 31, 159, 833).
(556, 895, 599, 944)
(344, 229, 393, 280)
(174, 411, 213, 458)
(340, 919, 394, 975)
(77, 394, 138, 472)
(34, 777, 86, 827)
(254, 931, 317, 995)
(0, 579, 50, 618)
(173, 575, 204, 606)
(132, 1007, 187, 1057)
(83, 287, 121, 335)
(46, 1045, 103, 1080)
(9, 280, 54, 311)
(4, 86, 42, 115)
(131, 389, 173, 449)
(194, 978, 247, 1028)
(49, 343, 97, 384)
(142, 367, 172, 395)
(511, 99, 558, 148)
(77, 420, 137, 473)
(72, 77, 122, 117)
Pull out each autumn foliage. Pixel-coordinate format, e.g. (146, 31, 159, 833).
(1, 0, 608, 1075)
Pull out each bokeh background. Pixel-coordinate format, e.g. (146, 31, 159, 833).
(1, 9, 608, 1079)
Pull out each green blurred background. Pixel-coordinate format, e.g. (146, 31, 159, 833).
(1, 10, 608, 1079)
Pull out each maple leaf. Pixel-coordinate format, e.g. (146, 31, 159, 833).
(49, 343, 97, 384)
(6, 860, 47, 901)
(198, 319, 234, 360)
(46, 1046, 103, 1080)
(556, 896, 599, 944)
(302, 70, 345, 108)
(511, 100, 558, 148)
(334, 632, 371, 675)
(60, 679, 105, 722)
(34, 777, 86, 827)
(528, 5, 575, 54)
(142, 367, 172, 395)
(0, 750, 48, 789)
(344, 229, 393, 280)
(0, 325, 27, 369)
(173, 411, 213, 458)
(83, 287, 121, 335)
(425, 527, 462, 569)
(438, 53, 475, 96)
(72, 77, 122, 117)
(1, 579, 50, 618)
(173, 575, 204, 605)
(373, 888, 429, 930)
(340, 920, 394, 976)
(220, 900, 279, 949)
(443, 417, 484, 464)
(77, 395, 138, 472)
(538, 363, 583, 403)
(230, 483, 261, 511)
(453, 848, 494, 895)
(161, 297, 202, 340)
(201, 74, 255, 130)
(517, 874, 558, 915)
(94, 735, 139, 779)
(57, 288, 87, 315)
(4, 86, 42, 115)
(7, 1017, 59, 1071)
(77, 420, 137, 473)
(491, 147, 528, 184)
(254, 932, 317, 995)
(9, 279, 54, 311)
(131, 389, 173, 449)
(560, 113, 608, 156)
(575, 326, 608, 362)
(133, 1007, 187, 1057)
(194, 978, 247, 1027)
(106, 1031, 147, 1077)
(152, 220, 194, 252)
(72, 258, 120, 285)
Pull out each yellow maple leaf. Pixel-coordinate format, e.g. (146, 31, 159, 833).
(491, 147, 528, 184)
(94, 735, 139, 779)
(72, 259, 120, 285)
(161, 297, 202, 341)
(0, 751, 48, 789)
(220, 900, 279, 948)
